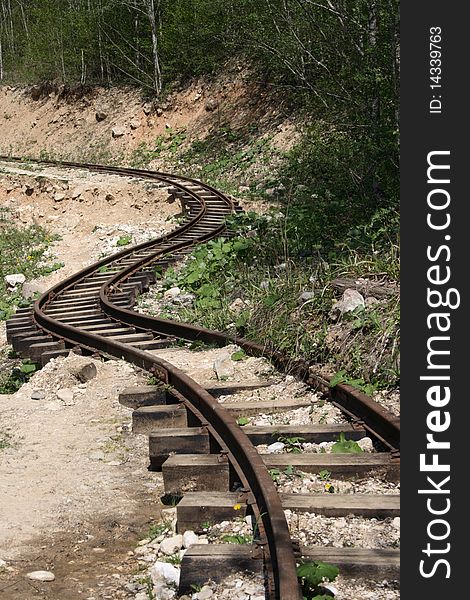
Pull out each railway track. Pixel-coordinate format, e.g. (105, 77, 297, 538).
(2, 157, 400, 599)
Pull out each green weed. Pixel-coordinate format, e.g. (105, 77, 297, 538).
(146, 521, 172, 540)
(331, 432, 363, 454)
(0, 430, 13, 449)
(0, 219, 60, 320)
(116, 234, 132, 247)
(278, 436, 304, 453)
(297, 560, 339, 600)
(0, 360, 39, 395)
(220, 533, 253, 544)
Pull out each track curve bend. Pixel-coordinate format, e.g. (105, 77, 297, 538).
(4, 157, 400, 599)
(4, 158, 301, 600)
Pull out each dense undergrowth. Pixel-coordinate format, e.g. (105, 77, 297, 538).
(124, 111, 399, 391)
(150, 205, 399, 391)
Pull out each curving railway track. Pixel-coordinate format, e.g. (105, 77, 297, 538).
(2, 158, 400, 600)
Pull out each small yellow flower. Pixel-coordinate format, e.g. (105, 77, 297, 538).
(27, 255, 32, 260)
(233, 503, 242, 511)
(324, 483, 332, 491)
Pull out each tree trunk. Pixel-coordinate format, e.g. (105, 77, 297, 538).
(146, 0, 162, 94)
(0, 37, 3, 81)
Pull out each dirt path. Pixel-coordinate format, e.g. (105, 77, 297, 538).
(0, 354, 164, 599)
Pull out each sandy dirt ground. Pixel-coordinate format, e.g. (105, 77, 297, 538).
(0, 161, 180, 294)
(0, 354, 164, 599)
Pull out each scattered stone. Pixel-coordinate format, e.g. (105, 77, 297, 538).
(197, 586, 213, 600)
(240, 585, 260, 596)
(5, 273, 26, 288)
(111, 126, 126, 138)
(298, 291, 316, 303)
(156, 107, 163, 117)
(130, 119, 141, 130)
(56, 388, 74, 405)
(143, 103, 153, 115)
(31, 391, 45, 401)
(54, 192, 65, 202)
(173, 293, 195, 306)
(95, 111, 107, 122)
(229, 298, 246, 313)
(0, 559, 7, 568)
(138, 538, 151, 546)
(365, 296, 380, 307)
(182, 530, 198, 549)
(68, 361, 97, 383)
(153, 584, 177, 600)
(150, 561, 180, 586)
(392, 517, 400, 529)
(213, 354, 235, 380)
(238, 185, 250, 193)
(320, 583, 338, 596)
(30, 86, 42, 101)
(161, 507, 177, 520)
(164, 286, 181, 300)
(71, 187, 82, 199)
(160, 534, 183, 555)
(329, 289, 365, 319)
(205, 98, 218, 112)
(89, 451, 106, 461)
(267, 442, 285, 453)
(27, 570, 55, 582)
(357, 437, 374, 452)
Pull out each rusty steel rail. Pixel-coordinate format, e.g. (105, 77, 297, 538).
(3, 156, 401, 598)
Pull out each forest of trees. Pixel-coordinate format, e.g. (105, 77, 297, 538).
(0, 0, 399, 219)
(0, 1, 398, 109)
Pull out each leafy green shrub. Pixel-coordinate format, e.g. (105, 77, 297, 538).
(331, 432, 363, 454)
(165, 237, 253, 309)
(0, 360, 38, 395)
(297, 560, 339, 600)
